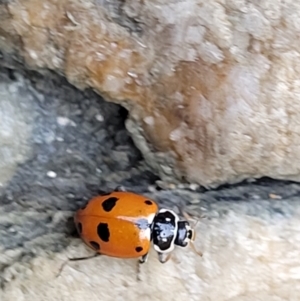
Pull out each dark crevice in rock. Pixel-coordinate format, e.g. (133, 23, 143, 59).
(0, 65, 158, 256)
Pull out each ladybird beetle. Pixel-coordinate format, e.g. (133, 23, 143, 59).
(74, 188, 199, 264)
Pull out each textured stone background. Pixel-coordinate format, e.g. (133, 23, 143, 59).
(2, 0, 300, 299)
(1, 64, 300, 300)
(2, 0, 300, 187)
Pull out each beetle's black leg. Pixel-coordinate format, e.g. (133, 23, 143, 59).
(68, 253, 100, 261)
(56, 253, 100, 278)
(137, 253, 149, 281)
(139, 253, 149, 264)
(158, 252, 172, 263)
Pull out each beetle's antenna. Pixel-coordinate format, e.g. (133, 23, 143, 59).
(189, 240, 203, 257)
(178, 207, 200, 227)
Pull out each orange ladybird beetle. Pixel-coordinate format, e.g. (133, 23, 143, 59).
(74, 187, 200, 264)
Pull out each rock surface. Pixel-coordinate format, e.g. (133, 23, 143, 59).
(2, 178, 300, 300)
(1, 0, 300, 187)
(0, 65, 156, 281)
(2, 1, 300, 300)
(1, 57, 300, 301)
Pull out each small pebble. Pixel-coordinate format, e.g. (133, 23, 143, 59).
(95, 114, 104, 122)
(57, 116, 76, 127)
(47, 171, 57, 178)
(169, 183, 176, 189)
(57, 116, 71, 126)
(155, 180, 169, 190)
(147, 185, 156, 193)
(269, 193, 282, 199)
(189, 199, 201, 204)
(189, 183, 199, 191)
(8, 227, 16, 233)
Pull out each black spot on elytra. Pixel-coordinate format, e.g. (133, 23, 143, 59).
(89, 241, 100, 251)
(135, 246, 143, 253)
(97, 223, 110, 242)
(77, 222, 82, 234)
(144, 200, 153, 205)
(102, 197, 119, 212)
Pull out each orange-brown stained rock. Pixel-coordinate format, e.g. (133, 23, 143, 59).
(2, 0, 300, 187)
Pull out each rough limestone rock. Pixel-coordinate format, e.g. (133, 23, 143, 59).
(1, 0, 300, 187)
(1, 49, 300, 301)
(2, 182, 300, 301)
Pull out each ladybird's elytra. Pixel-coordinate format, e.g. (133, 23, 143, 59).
(74, 190, 198, 264)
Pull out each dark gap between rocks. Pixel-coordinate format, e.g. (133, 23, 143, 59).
(0, 65, 158, 256)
